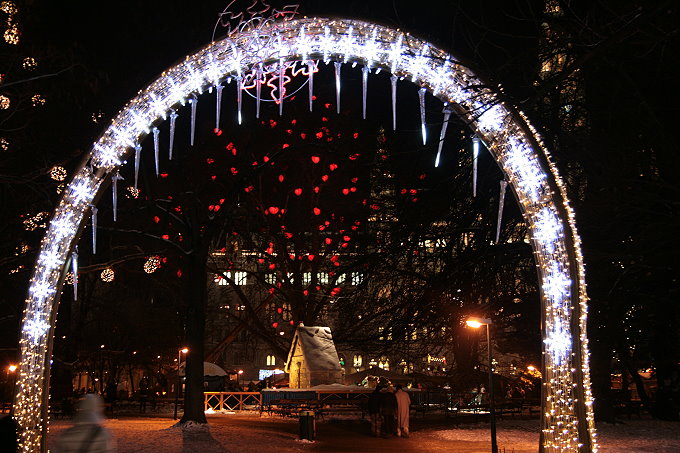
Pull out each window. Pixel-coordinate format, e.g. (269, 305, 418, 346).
(353, 354, 363, 367)
(351, 272, 363, 285)
(266, 355, 276, 366)
(378, 358, 390, 371)
(214, 271, 247, 286)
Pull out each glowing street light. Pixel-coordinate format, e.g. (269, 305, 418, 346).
(174, 347, 189, 420)
(466, 316, 497, 453)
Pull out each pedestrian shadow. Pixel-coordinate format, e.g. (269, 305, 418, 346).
(181, 426, 232, 453)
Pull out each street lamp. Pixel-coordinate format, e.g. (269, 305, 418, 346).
(466, 317, 497, 453)
(238, 369, 244, 389)
(174, 348, 188, 420)
(5, 365, 17, 408)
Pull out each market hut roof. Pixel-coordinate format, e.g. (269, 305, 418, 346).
(285, 326, 342, 373)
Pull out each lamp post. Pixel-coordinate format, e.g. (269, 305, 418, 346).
(174, 348, 188, 420)
(466, 317, 497, 453)
(6, 365, 17, 409)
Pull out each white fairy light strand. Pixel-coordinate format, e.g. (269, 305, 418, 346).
(15, 17, 595, 453)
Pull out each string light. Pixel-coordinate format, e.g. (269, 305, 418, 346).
(143, 256, 161, 274)
(14, 15, 596, 453)
(50, 166, 67, 181)
(100, 268, 115, 282)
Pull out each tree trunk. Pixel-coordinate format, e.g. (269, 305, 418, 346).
(180, 243, 209, 424)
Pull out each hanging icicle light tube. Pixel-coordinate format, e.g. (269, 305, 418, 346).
(16, 16, 596, 453)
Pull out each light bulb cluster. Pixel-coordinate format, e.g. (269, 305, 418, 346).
(14, 16, 595, 452)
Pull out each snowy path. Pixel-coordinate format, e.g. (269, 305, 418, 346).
(46, 412, 680, 452)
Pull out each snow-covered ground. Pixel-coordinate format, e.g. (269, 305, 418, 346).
(45, 412, 680, 453)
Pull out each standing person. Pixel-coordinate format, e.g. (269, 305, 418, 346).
(138, 376, 150, 413)
(55, 394, 116, 453)
(394, 384, 411, 437)
(379, 385, 397, 438)
(367, 386, 383, 437)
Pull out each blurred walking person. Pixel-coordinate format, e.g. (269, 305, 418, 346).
(55, 394, 116, 453)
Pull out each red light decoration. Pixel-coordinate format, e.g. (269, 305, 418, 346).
(284, 232, 293, 239)
(349, 154, 359, 160)
(264, 156, 270, 162)
(176, 269, 182, 278)
(321, 175, 329, 182)
(162, 234, 170, 240)
(300, 133, 307, 139)
(311, 155, 320, 164)
(325, 238, 332, 245)
(342, 188, 350, 195)
(307, 255, 315, 261)
(282, 143, 290, 149)
(294, 188, 302, 196)
(153, 216, 160, 223)
(268, 263, 276, 270)
(329, 164, 338, 171)
(315, 131, 323, 139)
(268, 206, 279, 215)
(314, 186, 320, 193)
(350, 187, 357, 192)
(206, 158, 215, 164)
(272, 322, 279, 328)
(313, 207, 321, 215)
(351, 177, 358, 183)
(353, 133, 359, 139)
(278, 174, 285, 182)
(230, 167, 238, 175)
(160, 173, 169, 178)
(343, 235, 351, 242)
(214, 128, 223, 136)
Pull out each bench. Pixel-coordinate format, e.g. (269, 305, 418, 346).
(317, 400, 365, 420)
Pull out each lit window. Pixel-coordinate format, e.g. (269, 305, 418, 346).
(353, 354, 362, 367)
(215, 271, 247, 285)
(266, 355, 276, 366)
(303, 272, 312, 285)
(265, 273, 277, 284)
(318, 272, 329, 284)
(378, 358, 390, 371)
(351, 272, 363, 285)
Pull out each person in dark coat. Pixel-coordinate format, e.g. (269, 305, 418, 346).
(379, 386, 397, 437)
(367, 386, 383, 437)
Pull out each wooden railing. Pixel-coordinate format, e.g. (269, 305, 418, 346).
(204, 392, 262, 412)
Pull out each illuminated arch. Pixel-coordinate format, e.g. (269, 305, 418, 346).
(15, 17, 596, 452)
